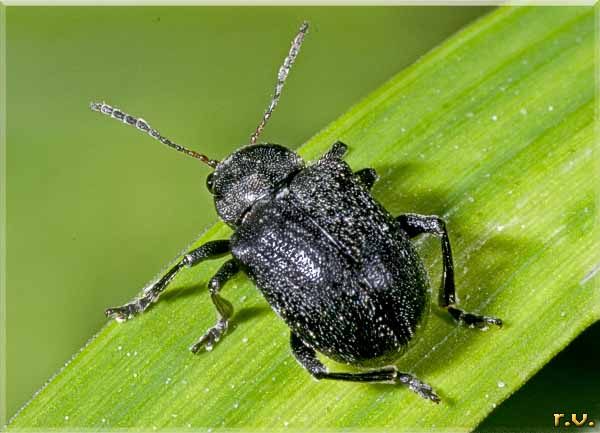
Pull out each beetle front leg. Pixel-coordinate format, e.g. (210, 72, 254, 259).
(105, 240, 231, 322)
(190, 259, 240, 353)
(396, 213, 502, 328)
(290, 333, 440, 403)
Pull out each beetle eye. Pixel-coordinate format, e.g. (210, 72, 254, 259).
(206, 173, 215, 193)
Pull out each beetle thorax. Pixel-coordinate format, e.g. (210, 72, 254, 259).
(210, 144, 305, 226)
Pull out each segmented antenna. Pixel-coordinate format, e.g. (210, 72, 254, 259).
(90, 102, 219, 167)
(249, 21, 309, 145)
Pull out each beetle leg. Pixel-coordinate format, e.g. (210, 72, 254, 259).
(105, 240, 231, 322)
(290, 332, 440, 403)
(355, 168, 379, 190)
(190, 259, 240, 353)
(322, 141, 348, 160)
(396, 213, 502, 328)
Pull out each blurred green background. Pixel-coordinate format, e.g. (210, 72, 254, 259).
(4, 6, 598, 431)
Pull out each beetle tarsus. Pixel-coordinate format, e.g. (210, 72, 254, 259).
(190, 296, 232, 353)
(447, 306, 503, 328)
(190, 318, 228, 353)
(396, 373, 441, 404)
(105, 305, 135, 322)
(105, 278, 171, 322)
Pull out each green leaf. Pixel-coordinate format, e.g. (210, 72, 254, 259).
(7, 5, 598, 431)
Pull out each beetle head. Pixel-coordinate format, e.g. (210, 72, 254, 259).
(207, 144, 304, 226)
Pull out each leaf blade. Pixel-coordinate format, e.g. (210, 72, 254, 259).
(7, 5, 598, 432)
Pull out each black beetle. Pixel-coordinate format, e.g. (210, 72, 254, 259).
(91, 22, 502, 403)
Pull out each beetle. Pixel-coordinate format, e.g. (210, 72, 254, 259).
(91, 21, 502, 403)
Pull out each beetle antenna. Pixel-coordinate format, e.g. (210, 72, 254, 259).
(249, 21, 309, 145)
(90, 101, 219, 168)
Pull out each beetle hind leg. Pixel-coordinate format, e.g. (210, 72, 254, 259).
(396, 213, 502, 328)
(190, 259, 240, 353)
(290, 333, 440, 403)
